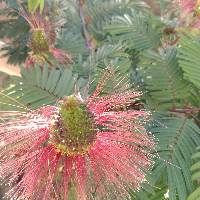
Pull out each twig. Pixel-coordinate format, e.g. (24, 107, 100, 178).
(76, 0, 97, 98)
(77, 0, 95, 52)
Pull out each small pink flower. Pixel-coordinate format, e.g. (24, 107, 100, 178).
(24, 56, 35, 68)
(50, 48, 73, 64)
(0, 70, 155, 199)
(19, 7, 72, 67)
(177, 0, 200, 29)
(20, 7, 56, 45)
(178, 0, 196, 14)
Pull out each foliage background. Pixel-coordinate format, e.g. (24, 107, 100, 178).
(0, 0, 200, 199)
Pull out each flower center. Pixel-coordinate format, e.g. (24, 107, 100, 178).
(30, 29, 49, 54)
(50, 96, 96, 156)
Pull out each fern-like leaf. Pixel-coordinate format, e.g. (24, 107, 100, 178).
(178, 34, 200, 89)
(188, 147, 200, 200)
(0, 65, 76, 109)
(139, 47, 191, 110)
(151, 115, 200, 200)
(104, 10, 161, 50)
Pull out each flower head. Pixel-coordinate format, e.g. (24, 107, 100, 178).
(20, 7, 72, 67)
(179, 0, 196, 14)
(0, 69, 155, 199)
(177, 0, 200, 30)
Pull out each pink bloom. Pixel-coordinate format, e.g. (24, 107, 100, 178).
(178, 0, 196, 14)
(24, 57, 34, 68)
(0, 70, 155, 199)
(177, 0, 200, 28)
(19, 7, 72, 67)
(50, 48, 73, 64)
(20, 7, 57, 43)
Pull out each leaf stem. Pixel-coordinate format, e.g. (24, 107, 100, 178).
(77, 0, 95, 52)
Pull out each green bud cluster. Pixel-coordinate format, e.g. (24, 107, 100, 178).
(50, 96, 96, 156)
(30, 29, 49, 54)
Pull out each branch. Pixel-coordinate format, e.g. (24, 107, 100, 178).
(77, 0, 96, 52)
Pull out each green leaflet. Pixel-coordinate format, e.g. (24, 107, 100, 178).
(104, 11, 161, 50)
(150, 116, 200, 200)
(132, 181, 167, 200)
(188, 187, 200, 200)
(0, 65, 76, 110)
(28, 0, 44, 13)
(178, 34, 200, 89)
(139, 47, 191, 110)
(130, 115, 200, 200)
(188, 147, 200, 200)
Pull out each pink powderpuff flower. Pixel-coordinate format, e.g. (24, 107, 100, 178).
(177, 0, 200, 29)
(0, 69, 155, 200)
(50, 48, 73, 65)
(178, 0, 196, 14)
(19, 7, 72, 67)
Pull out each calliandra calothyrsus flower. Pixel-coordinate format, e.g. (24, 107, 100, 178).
(0, 69, 155, 200)
(177, 0, 200, 29)
(19, 7, 72, 67)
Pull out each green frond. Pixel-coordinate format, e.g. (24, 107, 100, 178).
(188, 147, 200, 200)
(73, 43, 130, 77)
(0, 6, 30, 64)
(178, 34, 200, 89)
(139, 47, 191, 110)
(87, 0, 131, 38)
(151, 115, 200, 200)
(28, 0, 44, 13)
(57, 31, 85, 56)
(55, 1, 86, 56)
(0, 65, 76, 109)
(132, 181, 167, 200)
(1, 0, 20, 9)
(187, 187, 200, 200)
(88, 0, 130, 24)
(104, 10, 161, 50)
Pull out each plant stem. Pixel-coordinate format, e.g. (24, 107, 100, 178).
(77, 0, 95, 52)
